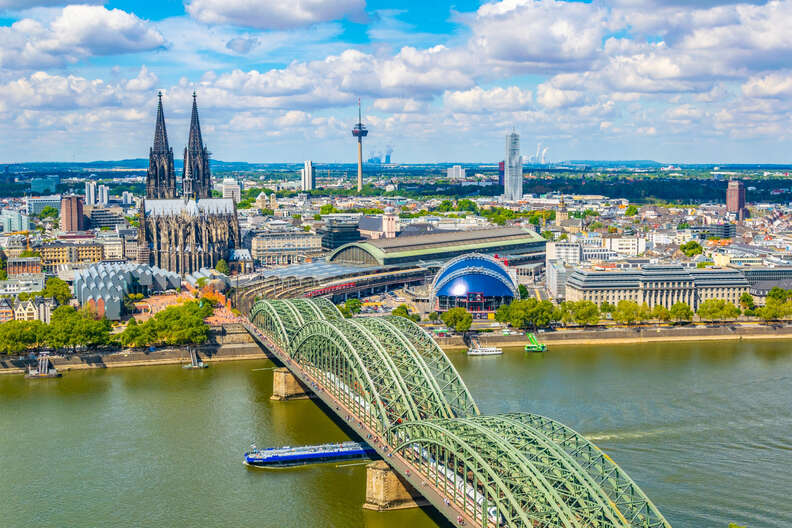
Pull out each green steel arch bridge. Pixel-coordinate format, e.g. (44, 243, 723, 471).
(243, 297, 670, 528)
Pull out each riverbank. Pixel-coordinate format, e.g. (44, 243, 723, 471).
(437, 322, 792, 350)
(0, 324, 271, 375)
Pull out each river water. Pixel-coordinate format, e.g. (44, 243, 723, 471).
(1, 340, 790, 528)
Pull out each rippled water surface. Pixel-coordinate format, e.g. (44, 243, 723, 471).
(1, 339, 790, 528)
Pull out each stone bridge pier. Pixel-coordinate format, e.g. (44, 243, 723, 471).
(270, 367, 312, 400)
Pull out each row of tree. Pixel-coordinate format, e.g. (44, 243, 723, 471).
(0, 300, 214, 355)
(0, 306, 111, 354)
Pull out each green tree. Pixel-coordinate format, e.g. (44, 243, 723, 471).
(392, 304, 420, 323)
(440, 307, 473, 332)
(215, 259, 230, 275)
(697, 299, 740, 322)
(540, 231, 554, 240)
(766, 287, 788, 303)
(428, 311, 440, 322)
(0, 320, 45, 354)
(613, 300, 640, 325)
(652, 304, 671, 322)
(739, 292, 755, 310)
(43, 277, 72, 304)
(344, 298, 362, 315)
(518, 284, 530, 300)
(680, 241, 703, 257)
(0, 258, 6, 281)
(625, 205, 639, 216)
(38, 205, 59, 220)
(669, 301, 693, 322)
(320, 204, 339, 215)
(571, 300, 600, 326)
(589, 221, 604, 229)
(638, 303, 652, 323)
(599, 301, 616, 314)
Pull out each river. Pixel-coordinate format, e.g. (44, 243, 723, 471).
(1, 339, 790, 528)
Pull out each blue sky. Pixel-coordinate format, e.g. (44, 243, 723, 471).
(1, 0, 791, 163)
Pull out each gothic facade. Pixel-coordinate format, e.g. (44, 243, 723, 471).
(139, 93, 240, 275)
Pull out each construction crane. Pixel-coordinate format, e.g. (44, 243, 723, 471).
(5, 230, 31, 251)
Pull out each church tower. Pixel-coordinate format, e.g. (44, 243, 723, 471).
(146, 92, 177, 199)
(183, 92, 211, 199)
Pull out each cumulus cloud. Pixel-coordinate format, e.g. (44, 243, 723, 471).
(443, 86, 532, 113)
(185, 0, 366, 30)
(0, 5, 164, 69)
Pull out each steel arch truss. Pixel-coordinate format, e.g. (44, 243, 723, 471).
(504, 413, 669, 528)
(248, 298, 341, 349)
(388, 415, 671, 528)
(384, 316, 479, 417)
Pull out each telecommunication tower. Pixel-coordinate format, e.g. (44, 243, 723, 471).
(351, 99, 368, 193)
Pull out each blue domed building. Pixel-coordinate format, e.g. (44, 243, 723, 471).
(430, 253, 519, 318)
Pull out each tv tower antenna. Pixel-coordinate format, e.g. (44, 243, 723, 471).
(351, 98, 368, 193)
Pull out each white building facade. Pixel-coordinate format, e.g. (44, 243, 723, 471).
(503, 132, 523, 202)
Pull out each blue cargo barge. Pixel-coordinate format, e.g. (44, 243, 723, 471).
(244, 441, 376, 468)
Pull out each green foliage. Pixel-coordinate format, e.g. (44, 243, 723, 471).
(118, 301, 213, 348)
(696, 261, 714, 268)
(625, 205, 639, 216)
(670, 302, 694, 322)
(540, 230, 554, 240)
(739, 292, 755, 310)
(320, 204, 339, 215)
(680, 240, 703, 257)
(652, 304, 671, 322)
(44, 277, 72, 304)
(393, 303, 421, 323)
(570, 300, 600, 326)
(518, 284, 530, 300)
(428, 311, 440, 322)
(344, 298, 362, 315)
(496, 299, 559, 330)
(588, 221, 604, 229)
(766, 287, 789, 303)
(45, 306, 111, 350)
(697, 299, 740, 321)
(440, 307, 472, 332)
(38, 206, 59, 220)
(215, 259, 230, 275)
(600, 301, 616, 314)
(677, 222, 690, 229)
(613, 300, 640, 325)
(0, 320, 45, 354)
(18, 249, 41, 258)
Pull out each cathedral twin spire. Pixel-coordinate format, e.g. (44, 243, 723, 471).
(146, 91, 211, 200)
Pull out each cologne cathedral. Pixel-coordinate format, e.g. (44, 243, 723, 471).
(137, 92, 240, 275)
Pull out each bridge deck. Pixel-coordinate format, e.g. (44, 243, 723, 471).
(241, 320, 482, 527)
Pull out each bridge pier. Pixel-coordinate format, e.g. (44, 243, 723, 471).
(271, 367, 312, 400)
(363, 460, 428, 511)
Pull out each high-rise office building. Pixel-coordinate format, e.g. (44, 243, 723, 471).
(503, 132, 522, 201)
(0, 210, 30, 232)
(98, 184, 109, 207)
(727, 180, 747, 219)
(60, 195, 84, 232)
(447, 165, 465, 179)
(301, 160, 316, 191)
(121, 191, 133, 206)
(85, 181, 97, 206)
(222, 178, 241, 203)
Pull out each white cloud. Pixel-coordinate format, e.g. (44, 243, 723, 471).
(742, 72, 792, 98)
(0, 5, 164, 69)
(185, 0, 366, 30)
(443, 86, 532, 113)
(536, 83, 584, 109)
